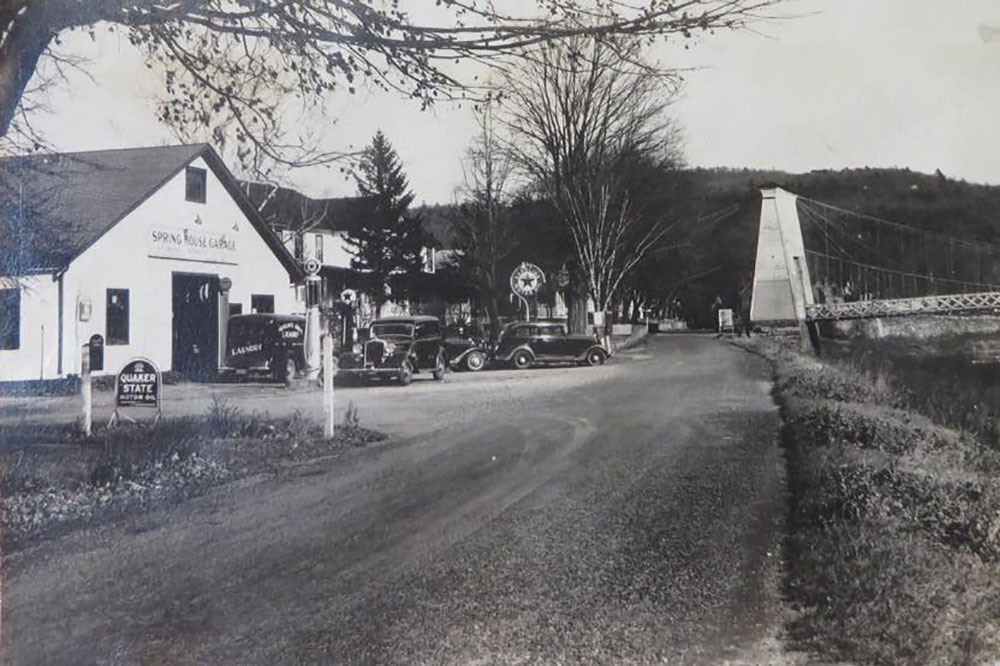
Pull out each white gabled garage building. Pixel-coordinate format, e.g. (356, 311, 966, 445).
(0, 144, 303, 383)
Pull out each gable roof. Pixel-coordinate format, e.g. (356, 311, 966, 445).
(241, 181, 368, 234)
(0, 144, 302, 280)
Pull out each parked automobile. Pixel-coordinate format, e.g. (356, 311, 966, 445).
(493, 321, 609, 369)
(223, 313, 305, 382)
(336, 315, 446, 386)
(442, 322, 490, 372)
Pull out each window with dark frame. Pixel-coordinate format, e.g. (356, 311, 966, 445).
(106, 288, 130, 345)
(251, 294, 274, 314)
(185, 166, 207, 203)
(0, 288, 20, 350)
(315, 234, 324, 263)
(293, 234, 304, 262)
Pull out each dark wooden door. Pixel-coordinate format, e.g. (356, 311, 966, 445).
(172, 273, 219, 380)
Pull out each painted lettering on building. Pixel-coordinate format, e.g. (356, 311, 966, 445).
(149, 225, 239, 264)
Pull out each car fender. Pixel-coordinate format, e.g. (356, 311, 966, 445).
(449, 345, 488, 367)
(496, 345, 535, 363)
(576, 344, 609, 360)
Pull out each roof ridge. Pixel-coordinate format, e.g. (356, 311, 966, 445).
(0, 143, 210, 162)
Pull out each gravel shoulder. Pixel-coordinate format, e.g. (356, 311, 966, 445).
(2, 335, 798, 665)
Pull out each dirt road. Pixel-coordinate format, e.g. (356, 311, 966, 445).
(2, 335, 792, 664)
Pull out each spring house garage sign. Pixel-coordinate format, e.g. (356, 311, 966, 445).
(149, 219, 239, 264)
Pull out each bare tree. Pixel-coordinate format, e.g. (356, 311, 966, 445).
(452, 101, 517, 340)
(0, 1, 783, 170)
(499, 34, 687, 334)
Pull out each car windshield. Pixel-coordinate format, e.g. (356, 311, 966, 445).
(371, 323, 414, 338)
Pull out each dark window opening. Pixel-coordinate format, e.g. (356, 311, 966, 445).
(229, 303, 243, 317)
(0, 288, 20, 350)
(251, 294, 274, 314)
(106, 288, 130, 345)
(293, 234, 304, 262)
(315, 234, 324, 263)
(185, 166, 207, 203)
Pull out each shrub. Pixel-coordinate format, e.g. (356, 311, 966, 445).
(754, 336, 1000, 665)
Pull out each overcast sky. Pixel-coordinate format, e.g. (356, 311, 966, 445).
(30, 0, 1000, 205)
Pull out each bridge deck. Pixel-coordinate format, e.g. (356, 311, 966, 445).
(806, 291, 1000, 321)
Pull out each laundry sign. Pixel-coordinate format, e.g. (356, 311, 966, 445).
(149, 225, 238, 264)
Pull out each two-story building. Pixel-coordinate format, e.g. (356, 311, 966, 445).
(0, 144, 302, 384)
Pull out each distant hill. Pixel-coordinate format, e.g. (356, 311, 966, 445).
(688, 166, 1000, 245)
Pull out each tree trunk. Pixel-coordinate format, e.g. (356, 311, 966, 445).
(486, 293, 501, 343)
(565, 269, 589, 335)
(0, 2, 56, 137)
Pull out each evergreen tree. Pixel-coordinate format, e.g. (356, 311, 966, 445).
(345, 131, 427, 316)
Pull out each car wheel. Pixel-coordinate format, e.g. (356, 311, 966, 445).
(512, 350, 532, 369)
(398, 361, 413, 386)
(586, 349, 607, 366)
(432, 353, 446, 381)
(464, 351, 486, 372)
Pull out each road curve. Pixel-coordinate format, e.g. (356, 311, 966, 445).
(2, 335, 791, 665)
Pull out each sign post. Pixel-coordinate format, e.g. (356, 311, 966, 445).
(323, 334, 335, 439)
(81, 343, 92, 438)
(109, 358, 162, 427)
(510, 262, 546, 322)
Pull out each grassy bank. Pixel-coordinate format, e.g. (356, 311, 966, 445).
(1, 399, 383, 550)
(738, 337, 1000, 666)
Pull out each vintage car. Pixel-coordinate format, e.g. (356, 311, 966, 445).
(442, 322, 489, 372)
(493, 321, 609, 369)
(336, 315, 446, 385)
(223, 314, 306, 382)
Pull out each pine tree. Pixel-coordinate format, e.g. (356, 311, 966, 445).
(345, 131, 427, 316)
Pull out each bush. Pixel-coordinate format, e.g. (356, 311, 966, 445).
(750, 336, 1000, 665)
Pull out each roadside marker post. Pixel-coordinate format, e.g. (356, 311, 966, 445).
(323, 334, 335, 439)
(81, 343, 92, 438)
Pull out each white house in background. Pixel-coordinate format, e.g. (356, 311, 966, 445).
(0, 144, 302, 383)
(243, 182, 451, 322)
(241, 182, 364, 309)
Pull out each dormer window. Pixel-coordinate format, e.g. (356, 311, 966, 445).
(185, 166, 207, 203)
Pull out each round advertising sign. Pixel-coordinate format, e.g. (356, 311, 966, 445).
(510, 262, 546, 298)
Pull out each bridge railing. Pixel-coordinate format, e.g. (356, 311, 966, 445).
(806, 291, 1000, 321)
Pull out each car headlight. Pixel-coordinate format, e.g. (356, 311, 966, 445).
(383, 341, 396, 355)
(352, 343, 362, 354)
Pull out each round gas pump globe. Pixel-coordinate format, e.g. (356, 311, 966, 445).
(304, 258, 321, 275)
(510, 262, 545, 298)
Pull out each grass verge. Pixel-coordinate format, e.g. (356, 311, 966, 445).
(735, 336, 1000, 666)
(1, 398, 383, 550)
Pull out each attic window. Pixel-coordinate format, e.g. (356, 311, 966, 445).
(185, 166, 207, 203)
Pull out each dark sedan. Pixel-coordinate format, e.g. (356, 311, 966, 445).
(442, 323, 489, 372)
(336, 316, 446, 386)
(493, 321, 609, 369)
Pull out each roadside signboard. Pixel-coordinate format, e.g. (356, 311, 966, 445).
(88, 333, 104, 372)
(718, 308, 734, 333)
(110, 357, 162, 426)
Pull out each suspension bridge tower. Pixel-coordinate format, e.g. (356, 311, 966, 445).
(749, 187, 814, 327)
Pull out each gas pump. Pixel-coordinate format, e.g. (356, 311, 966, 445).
(303, 258, 322, 380)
